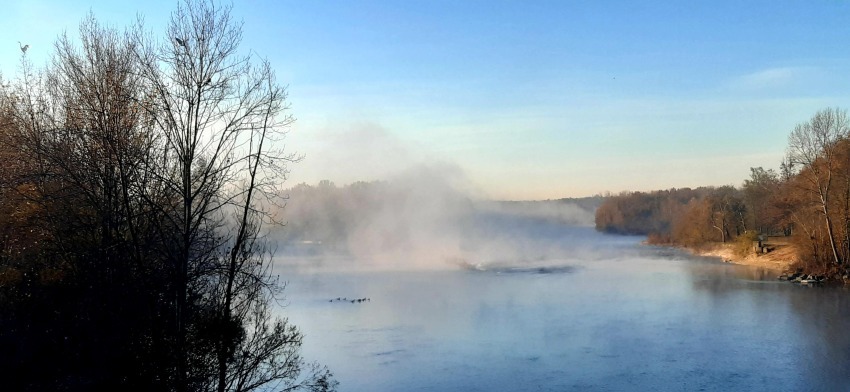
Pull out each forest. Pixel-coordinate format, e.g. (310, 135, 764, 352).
(270, 177, 601, 265)
(0, 1, 335, 391)
(596, 107, 850, 279)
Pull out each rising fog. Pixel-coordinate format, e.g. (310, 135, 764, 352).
(269, 163, 602, 271)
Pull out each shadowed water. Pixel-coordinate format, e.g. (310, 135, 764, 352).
(274, 225, 850, 391)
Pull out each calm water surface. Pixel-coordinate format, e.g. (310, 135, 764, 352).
(275, 226, 850, 391)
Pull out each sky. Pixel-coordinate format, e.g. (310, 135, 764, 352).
(4, 1, 850, 200)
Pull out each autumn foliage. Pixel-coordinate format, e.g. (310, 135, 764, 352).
(0, 2, 334, 391)
(596, 108, 850, 279)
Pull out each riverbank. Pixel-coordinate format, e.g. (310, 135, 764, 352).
(688, 241, 797, 273)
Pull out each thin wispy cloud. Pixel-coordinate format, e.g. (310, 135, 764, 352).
(725, 67, 814, 91)
(7, 2, 850, 200)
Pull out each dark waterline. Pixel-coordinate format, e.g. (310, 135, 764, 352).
(275, 227, 850, 391)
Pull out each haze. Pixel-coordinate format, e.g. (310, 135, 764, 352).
(7, 3, 850, 391)
(270, 165, 601, 271)
(5, 1, 850, 199)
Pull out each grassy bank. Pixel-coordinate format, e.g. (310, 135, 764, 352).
(688, 238, 797, 273)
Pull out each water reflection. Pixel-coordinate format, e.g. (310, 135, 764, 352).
(677, 250, 850, 391)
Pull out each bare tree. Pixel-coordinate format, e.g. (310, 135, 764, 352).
(742, 167, 779, 234)
(0, 1, 333, 389)
(132, 1, 332, 390)
(787, 107, 850, 266)
(0, 15, 181, 389)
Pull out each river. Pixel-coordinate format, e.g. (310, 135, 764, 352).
(274, 224, 850, 391)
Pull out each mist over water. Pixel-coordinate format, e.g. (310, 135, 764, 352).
(276, 229, 850, 391)
(270, 171, 850, 391)
(272, 164, 600, 272)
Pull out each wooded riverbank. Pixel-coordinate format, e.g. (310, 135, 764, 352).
(596, 108, 850, 282)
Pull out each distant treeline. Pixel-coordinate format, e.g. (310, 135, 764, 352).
(272, 178, 475, 253)
(596, 108, 850, 277)
(273, 178, 603, 254)
(596, 184, 785, 243)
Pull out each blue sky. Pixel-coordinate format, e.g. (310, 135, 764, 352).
(4, 1, 850, 199)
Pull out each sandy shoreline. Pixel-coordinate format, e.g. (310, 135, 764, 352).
(686, 242, 796, 273)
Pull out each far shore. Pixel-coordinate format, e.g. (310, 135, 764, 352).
(644, 242, 796, 274)
(685, 241, 796, 273)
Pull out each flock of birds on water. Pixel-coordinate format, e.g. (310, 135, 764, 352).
(329, 297, 370, 304)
